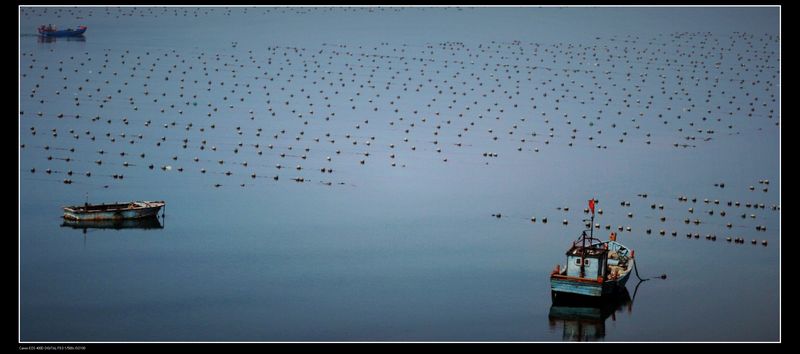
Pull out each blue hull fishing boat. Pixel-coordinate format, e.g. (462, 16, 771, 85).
(38, 25, 87, 37)
(63, 201, 165, 221)
(550, 199, 634, 300)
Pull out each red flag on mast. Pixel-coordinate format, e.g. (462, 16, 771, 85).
(589, 199, 595, 214)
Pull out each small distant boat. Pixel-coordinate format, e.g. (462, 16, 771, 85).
(38, 25, 87, 37)
(550, 199, 634, 300)
(63, 201, 165, 221)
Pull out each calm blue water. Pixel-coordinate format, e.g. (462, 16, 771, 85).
(20, 7, 779, 342)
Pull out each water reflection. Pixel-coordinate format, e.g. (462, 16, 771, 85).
(548, 282, 641, 341)
(37, 35, 86, 43)
(60, 216, 164, 232)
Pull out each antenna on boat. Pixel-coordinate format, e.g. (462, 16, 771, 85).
(85, 192, 89, 207)
(588, 198, 595, 241)
(580, 198, 596, 278)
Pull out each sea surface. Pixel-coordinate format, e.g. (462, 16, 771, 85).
(19, 6, 780, 342)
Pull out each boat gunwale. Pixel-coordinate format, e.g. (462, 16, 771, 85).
(550, 273, 605, 284)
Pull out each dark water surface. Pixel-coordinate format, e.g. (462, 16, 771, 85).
(20, 7, 779, 341)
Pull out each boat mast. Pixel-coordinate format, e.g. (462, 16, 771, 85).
(581, 199, 596, 278)
(580, 231, 586, 278)
(589, 198, 595, 241)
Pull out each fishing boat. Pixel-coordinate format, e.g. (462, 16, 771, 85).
(550, 199, 634, 300)
(63, 201, 165, 221)
(38, 25, 87, 37)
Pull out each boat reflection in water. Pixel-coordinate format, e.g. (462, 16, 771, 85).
(37, 35, 86, 44)
(548, 282, 639, 341)
(61, 215, 164, 233)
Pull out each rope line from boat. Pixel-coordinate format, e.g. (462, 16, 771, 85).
(633, 257, 667, 282)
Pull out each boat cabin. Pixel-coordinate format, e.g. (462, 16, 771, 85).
(565, 243, 608, 280)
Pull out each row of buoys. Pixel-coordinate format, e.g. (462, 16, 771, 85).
(524, 190, 776, 246)
(728, 237, 768, 246)
(643, 229, 771, 246)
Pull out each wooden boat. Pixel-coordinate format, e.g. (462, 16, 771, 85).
(550, 199, 634, 300)
(38, 25, 87, 37)
(63, 201, 165, 221)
